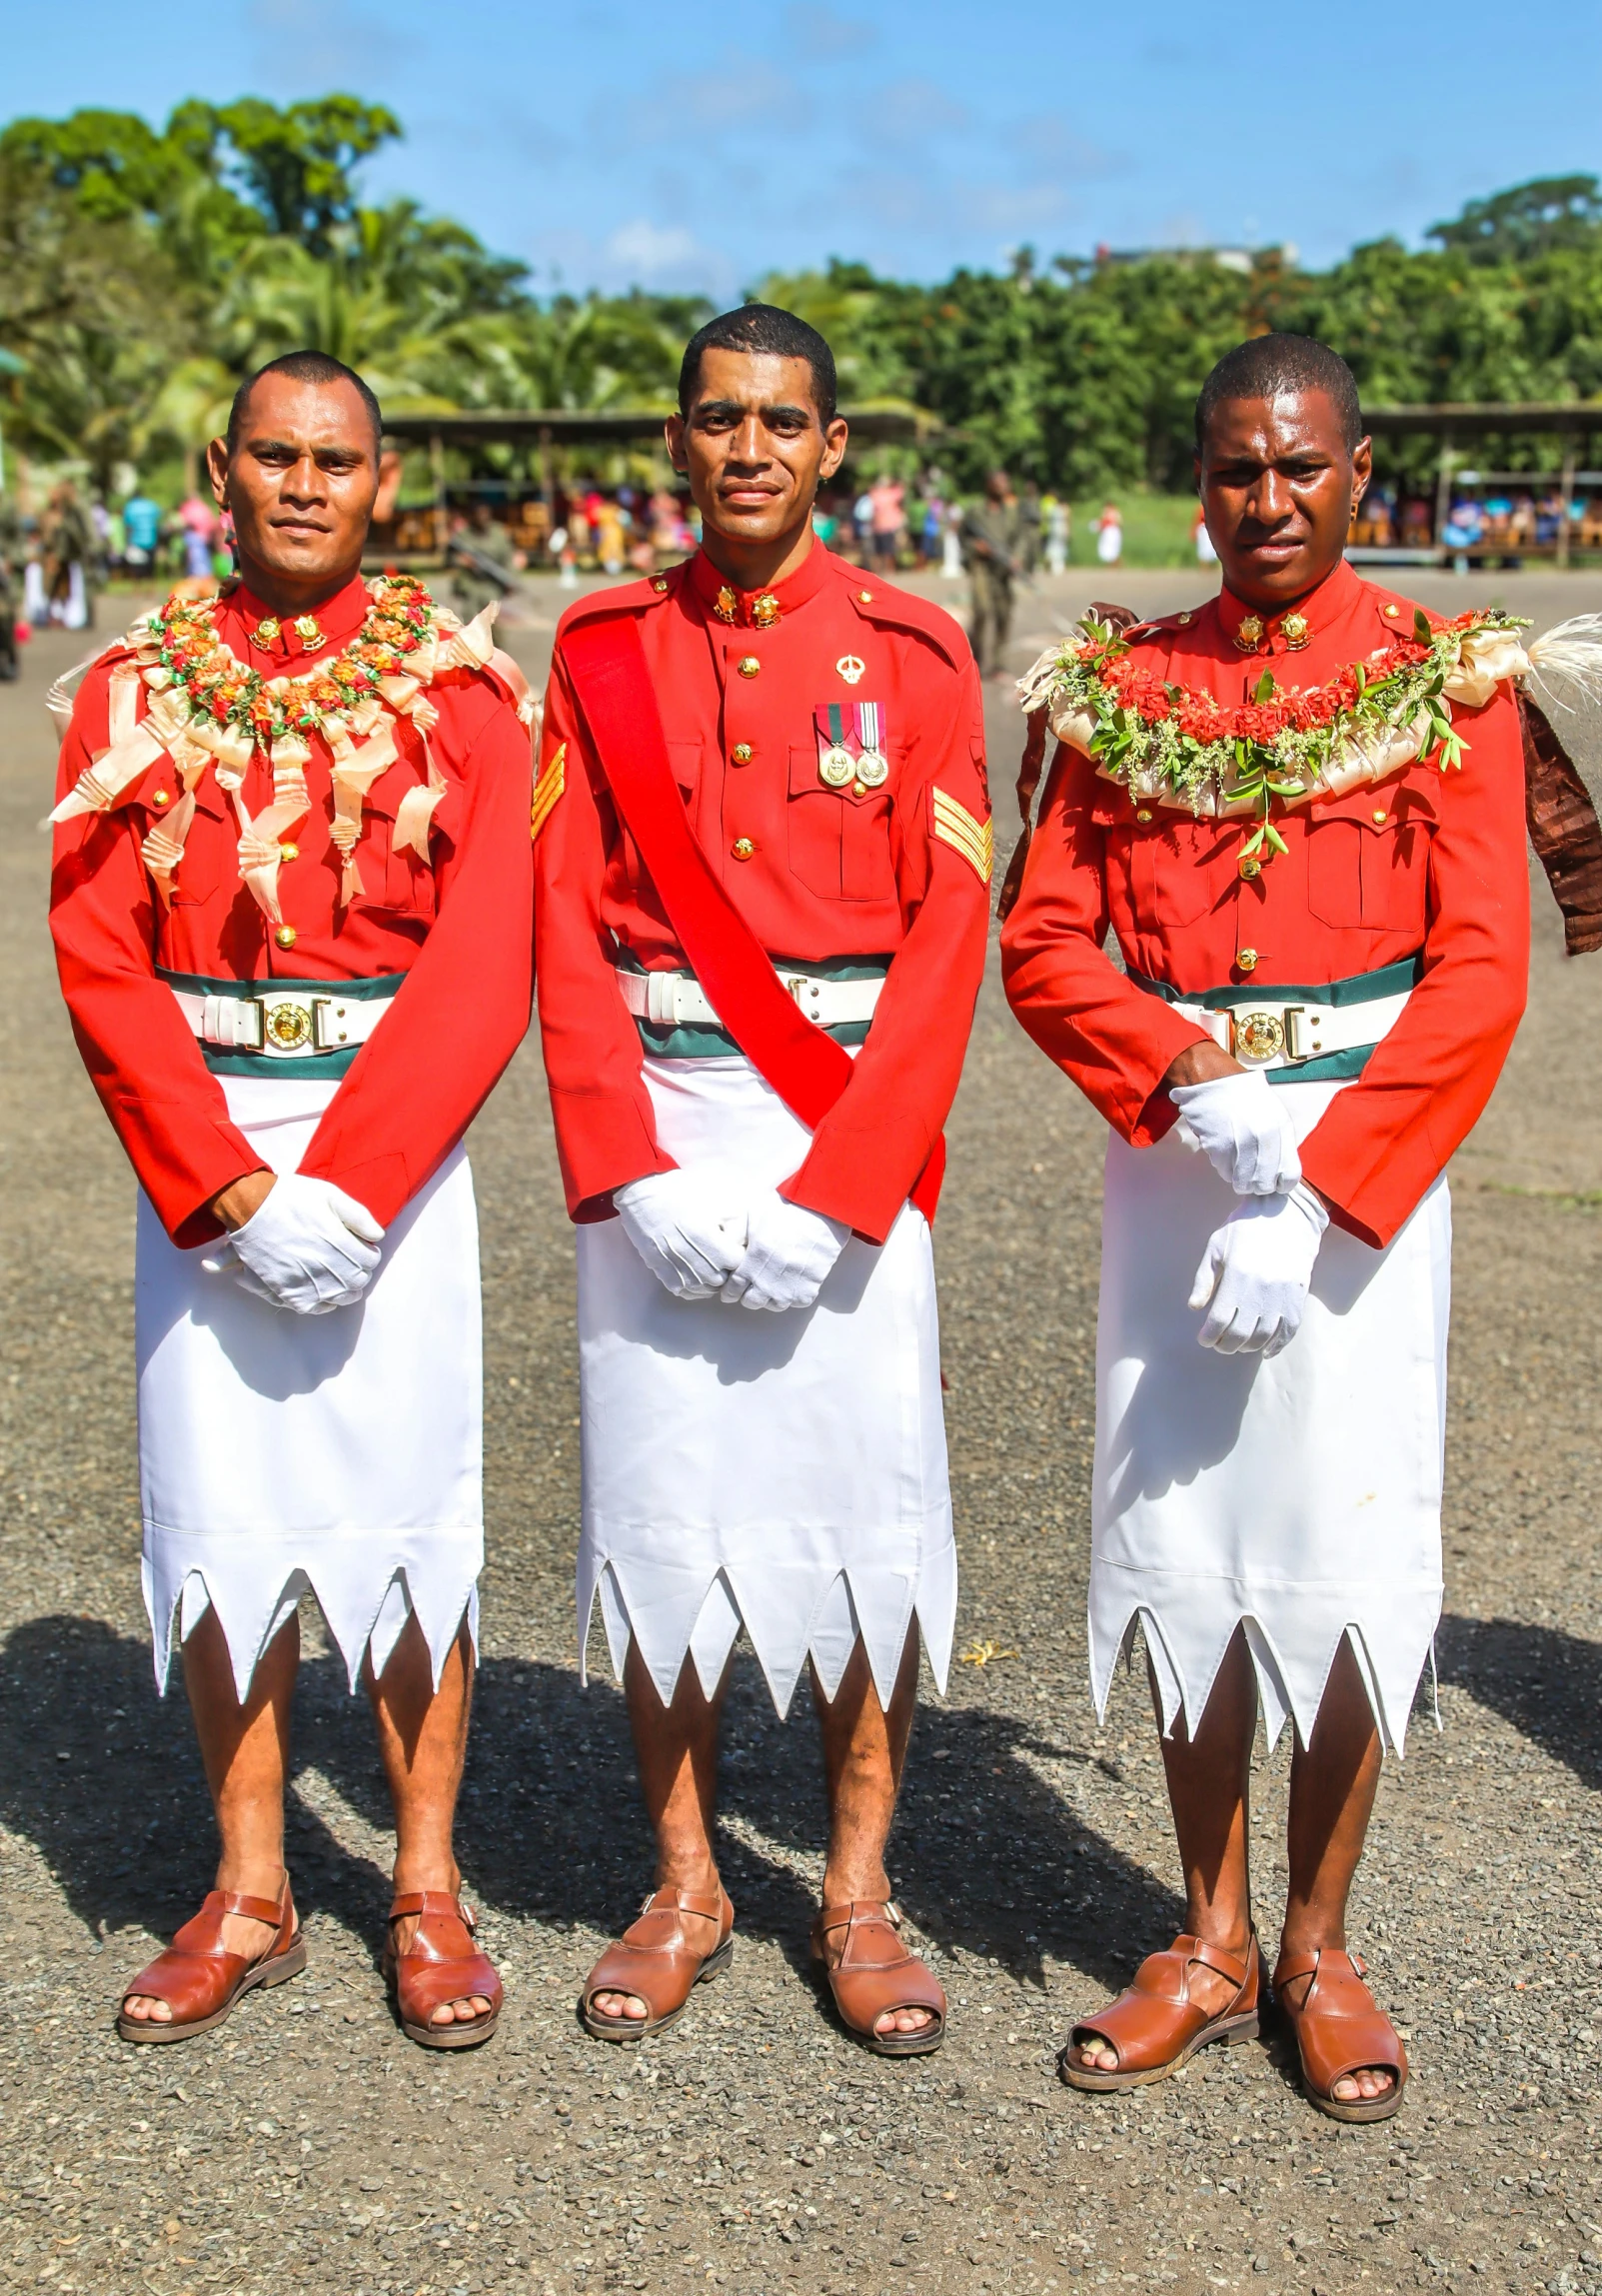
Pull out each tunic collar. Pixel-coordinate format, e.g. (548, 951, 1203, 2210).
(221, 574, 371, 665)
(685, 539, 832, 628)
(1216, 557, 1363, 657)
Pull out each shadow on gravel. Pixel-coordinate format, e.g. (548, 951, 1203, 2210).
(2, 1614, 1177, 1999)
(1438, 1612, 1602, 1791)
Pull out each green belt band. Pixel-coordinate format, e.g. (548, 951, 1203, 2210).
(1127, 954, 1423, 1087)
(158, 967, 407, 1081)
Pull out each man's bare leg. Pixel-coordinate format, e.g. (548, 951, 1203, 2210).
(366, 1613, 489, 2027)
(811, 1624, 931, 2040)
(121, 1604, 299, 2023)
(590, 1639, 727, 2024)
(1069, 1626, 1256, 2072)
(1279, 1636, 1391, 2104)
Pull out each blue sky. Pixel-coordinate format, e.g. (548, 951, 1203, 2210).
(7, 0, 1600, 297)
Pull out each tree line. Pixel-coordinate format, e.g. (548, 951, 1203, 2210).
(2, 96, 1599, 498)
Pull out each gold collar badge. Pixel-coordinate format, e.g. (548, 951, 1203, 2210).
(751, 592, 781, 629)
(713, 585, 739, 624)
(1233, 608, 1311, 653)
(1280, 611, 1311, 649)
(253, 615, 282, 646)
(1232, 613, 1265, 652)
(293, 614, 325, 647)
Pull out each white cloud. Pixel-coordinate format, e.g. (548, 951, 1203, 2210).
(602, 219, 736, 293)
(785, 3, 875, 56)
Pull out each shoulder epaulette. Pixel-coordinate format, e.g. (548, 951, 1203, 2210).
(1357, 578, 1443, 637)
(555, 573, 677, 645)
(836, 565, 969, 671)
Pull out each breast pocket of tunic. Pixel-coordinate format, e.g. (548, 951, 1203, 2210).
(1305, 796, 1435, 934)
(361, 768, 438, 919)
(1125, 812, 1232, 931)
(141, 779, 230, 908)
(787, 746, 896, 902)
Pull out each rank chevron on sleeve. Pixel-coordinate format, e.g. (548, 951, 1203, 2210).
(530, 741, 567, 843)
(931, 787, 993, 883)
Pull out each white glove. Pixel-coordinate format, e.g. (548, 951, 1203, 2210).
(720, 1190, 848, 1312)
(614, 1170, 746, 1300)
(1188, 1181, 1329, 1356)
(1170, 1070, 1302, 1196)
(203, 1174, 385, 1315)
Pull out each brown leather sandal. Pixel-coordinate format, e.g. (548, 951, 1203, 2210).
(1272, 1946, 1408, 2123)
(116, 1875, 305, 2045)
(384, 1890, 503, 2050)
(581, 1885, 735, 2042)
(1059, 1930, 1261, 2091)
(810, 1900, 946, 2057)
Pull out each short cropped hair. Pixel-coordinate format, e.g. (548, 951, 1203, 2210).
(1195, 335, 1363, 453)
(226, 351, 384, 455)
(678, 304, 837, 424)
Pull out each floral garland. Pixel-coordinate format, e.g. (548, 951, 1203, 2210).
(1017, 607, 1531, 866)
(142, 576, 440, 752)
(50, 576, 529, 921)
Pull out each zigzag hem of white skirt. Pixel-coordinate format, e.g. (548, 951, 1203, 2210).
(142, 1522, 484, 1702)
(1088, 1568, 1445, 1756)
(578, 1538, 958, 1717)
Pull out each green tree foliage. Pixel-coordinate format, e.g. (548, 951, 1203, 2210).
(6, 97, 1602, 500)
(1427, 176, 1602, 265)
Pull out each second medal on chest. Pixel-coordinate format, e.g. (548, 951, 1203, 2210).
(814, 700, 889, 795)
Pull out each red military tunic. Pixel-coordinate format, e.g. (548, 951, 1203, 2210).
(1000, 559, 1529, 1245)
(50, 575, 535, 1246)
(534, 543, 991, 1240)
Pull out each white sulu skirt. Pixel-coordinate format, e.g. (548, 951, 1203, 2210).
(575, 1056, 957, 1716)
(136, 1075, 484, 1701)
(1090, 1079, 1450, 1755)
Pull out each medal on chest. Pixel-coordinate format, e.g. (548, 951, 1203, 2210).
(814, 701, 889, 794)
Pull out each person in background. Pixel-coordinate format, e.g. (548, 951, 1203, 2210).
(0, 493, 22, 680)
(961, 470, 1023, 676)
(1018, 481, 1042, 575)
(1092, 500, 1123, 567)
(1043, 495, 1070, 577)
(178, 492, 221, 586)
(867, 473, 905, 570)
(40, 484, 95, 630)
(594, 496, 627, 576)
(121, 488, 164, 578)
(450, 500, 519, 622)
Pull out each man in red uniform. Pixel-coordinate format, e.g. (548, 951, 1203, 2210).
(534, 306, 990, 2053)
(49, 352, 533, 2048)
(1001, 336, 1528, 2121)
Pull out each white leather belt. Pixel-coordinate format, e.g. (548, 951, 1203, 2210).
(616, 965, 885, 1031)
(1172, 987, 1411, 1071)
(167, 983, 395, 1059)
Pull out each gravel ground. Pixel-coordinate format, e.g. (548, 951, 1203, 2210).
(0, 567, 1598, 2296)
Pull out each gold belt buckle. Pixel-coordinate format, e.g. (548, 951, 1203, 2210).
(257, 991, 316, 1054)
(1228, 1004, 1308, 1066)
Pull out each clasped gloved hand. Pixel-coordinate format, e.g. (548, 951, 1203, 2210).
(614, 1170, 746, 1300)
(719, 1190, 848, 1312)
(1188, 1180, 1329, 1356)
(203, 1174, 386, 1315)
(1170, 1070, 1302, 1196)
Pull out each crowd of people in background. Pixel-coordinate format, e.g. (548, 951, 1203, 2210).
(3, 459, 1599, 689)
